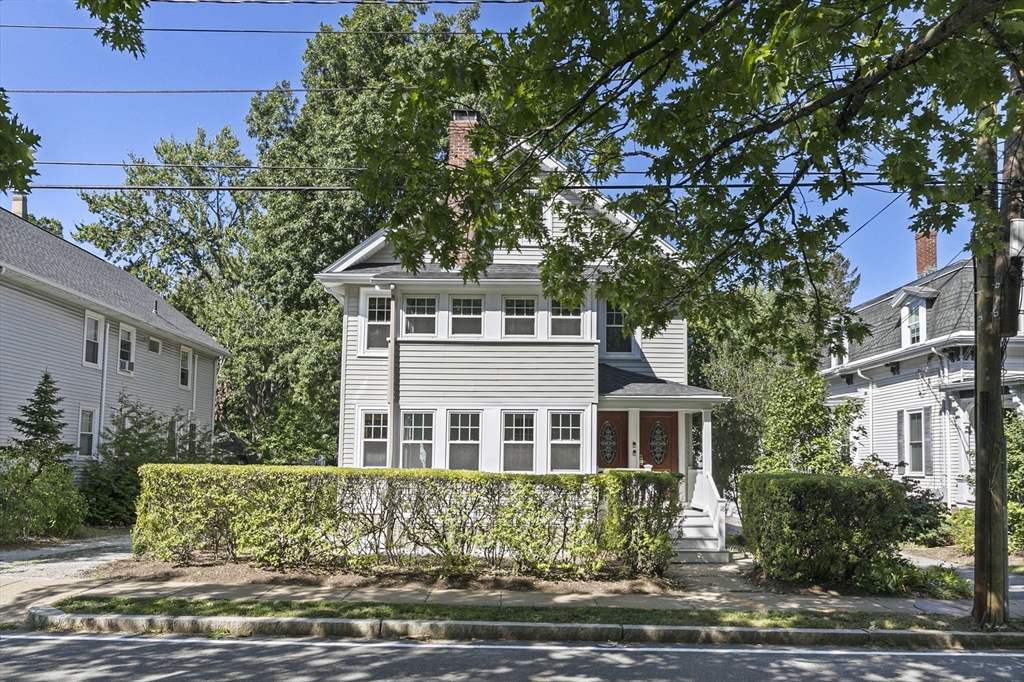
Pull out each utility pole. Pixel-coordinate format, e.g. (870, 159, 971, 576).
(972, 98, 1021, 626)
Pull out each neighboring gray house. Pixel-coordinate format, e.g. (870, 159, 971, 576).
(315, 112, 730, 561)
(0, 203, 228, 464)
(822, 234, 1024, 507)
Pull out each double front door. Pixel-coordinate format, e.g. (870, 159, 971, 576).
(596, 410, 678, 471)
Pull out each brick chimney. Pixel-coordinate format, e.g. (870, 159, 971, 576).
(448, 110, 478, 168)
(11, 193, 27, 219)
(915, 232, 937, 277)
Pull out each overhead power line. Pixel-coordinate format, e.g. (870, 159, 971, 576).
(145, 0, 537, 5)
(36, 161, 367, 172)
(6, 87, 397, 94)
(0, 23, 503, 36)
(29, 181, 907, 192)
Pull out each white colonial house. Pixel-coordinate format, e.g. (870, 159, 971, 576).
(823, 233, 1024, 507)
(0, 200, 228, 465)
(315, 112, 730, 561)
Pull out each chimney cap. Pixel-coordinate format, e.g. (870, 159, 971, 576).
(451, 109, 479, 122)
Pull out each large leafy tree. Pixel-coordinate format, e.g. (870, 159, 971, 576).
(356, 0, 1021, 356)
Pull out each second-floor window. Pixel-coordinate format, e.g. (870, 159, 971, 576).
(118, 324, 135, 374)
(404, 297, 437, 335)
(504, 298, 536, 336)
(550, 300, 582, 337)
(906, 303, 921, 344)
(451, 297, 483, 336)
(605, 304, 632, 353)
(179, 346, 193, 389)
(366, 296, 391, 351)
(83, 313, 102, 367)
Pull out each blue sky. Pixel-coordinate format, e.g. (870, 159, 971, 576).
(0, 0, 974, 306)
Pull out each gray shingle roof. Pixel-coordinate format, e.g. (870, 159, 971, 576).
(599, 363, 725, 398)
(0, 209, 228, 355)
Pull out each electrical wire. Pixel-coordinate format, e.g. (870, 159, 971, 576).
(0, 23, 504, 36)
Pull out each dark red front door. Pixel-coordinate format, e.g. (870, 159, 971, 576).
(639, 411, 677, 471)
(596, 411, 628, 469)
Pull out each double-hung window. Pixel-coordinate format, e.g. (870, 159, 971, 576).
(179, 347, 193, 389)
(604, 304, 632, 353)
(504, 298, 536, 336)
(550, 300, 582, 337)
(366, 296, 391, 351)
(402, 412, 433, 468)
(907, 303, 922, 345)
(362, 412, 388, 467)
(448, 412, 480, 470)
(118, 324, 135, 374)
(404, 297, 437, 335)
(908, 411, 924, 474)
(451, 297, 483, 336)
(550, 412, 582, 471)
(83, 313, 102, 367)
(78, 408, 95, 459)
(503, 412, 535, 471)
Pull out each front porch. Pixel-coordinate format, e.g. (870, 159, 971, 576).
(597, 364, 731, 563)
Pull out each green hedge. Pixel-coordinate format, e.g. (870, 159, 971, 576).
(948, 503, 1024, 556)
(133, 464, 682, 578)
(739, 472, 908, 585)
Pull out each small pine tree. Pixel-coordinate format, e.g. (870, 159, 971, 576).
(8, 370, 76, 467)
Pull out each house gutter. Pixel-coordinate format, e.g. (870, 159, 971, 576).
(856, 369, 873, 456)
(387, 284, 399, 468)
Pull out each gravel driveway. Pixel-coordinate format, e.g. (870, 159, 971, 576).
(0, 533, 133, 580)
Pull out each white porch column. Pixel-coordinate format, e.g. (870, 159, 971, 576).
(701, 409, 712, 478)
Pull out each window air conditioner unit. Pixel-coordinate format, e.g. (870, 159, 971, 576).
(119, 360, 135, 372)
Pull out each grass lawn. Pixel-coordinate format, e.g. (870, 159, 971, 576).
(52, 596, 1022, 632)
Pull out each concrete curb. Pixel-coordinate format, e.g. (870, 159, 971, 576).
(26, 606, 1024, 650)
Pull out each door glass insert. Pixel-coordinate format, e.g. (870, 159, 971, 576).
(649, 421, 668, 465)
(599, 422, 618, 466)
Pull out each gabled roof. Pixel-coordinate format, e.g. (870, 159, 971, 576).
(598, 363, 726, 400)
(0, 209, 228, 356)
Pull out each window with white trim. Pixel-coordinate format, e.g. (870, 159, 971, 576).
(365, 296, 391, 351)
(450, 297, 483, 336)
(404, 297, 437, 335)
(604, 304, 632, 353)
(402, 412, 433, 468)
(78, 408, 95, 459)
(908, 411, 924, 474)
(118, 324, 135, 374)
(901, 301, 926, 347)
(503, 298, 536, 336)
(179, 346, 193, 389)
(448, 412, 480, 470)
(83, 313, 102, 367)
(503, 412, 535, 471)
(549, 412, 582, 471)
(148, 337, 162, 354)
(362, 412, 388, 467)
(550, 300, 582, 337)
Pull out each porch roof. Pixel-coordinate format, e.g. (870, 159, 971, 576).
(598, 363, 726, 400)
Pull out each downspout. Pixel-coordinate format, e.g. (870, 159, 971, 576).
(387, 284, 399, 468)
(932, 346, 954, 506)
(97, 323, 112, 446)
(856, 369, 873, 455)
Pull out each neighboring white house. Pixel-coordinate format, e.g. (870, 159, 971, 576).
(0, 201, 229, 464)
(822, 233, 1024, 507)
(315, 112, 730, 561)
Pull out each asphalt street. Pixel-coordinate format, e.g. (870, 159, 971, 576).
(2, 634, 1021, 681)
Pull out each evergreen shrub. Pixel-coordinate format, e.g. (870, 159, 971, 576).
(739, 472, 908, 585)
(133, 465, 682, 578)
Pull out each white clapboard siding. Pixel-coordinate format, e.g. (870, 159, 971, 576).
(638, 318, 688, 384)
(340, 285, 389, 467)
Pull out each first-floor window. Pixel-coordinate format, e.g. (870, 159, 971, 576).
(363, 412, 388, 467)
(402, 412, 433, 468)
(78, 408, 95, 459)
(503, 412, 535, 471)
(909, 411, 924, 473)
(448, 412, 480, 470)
(550, 412, 582, 471)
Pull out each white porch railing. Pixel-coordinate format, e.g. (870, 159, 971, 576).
(692, 472, 727, 551)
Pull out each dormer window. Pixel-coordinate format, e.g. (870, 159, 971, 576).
(907, 303, 921, 344)
(891, 286, 935, 348)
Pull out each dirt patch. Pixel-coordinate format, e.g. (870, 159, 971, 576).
(90, 555, 685, 595)
(901, 545, 1024, 567)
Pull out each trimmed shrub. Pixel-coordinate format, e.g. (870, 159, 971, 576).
(739, 472, 908, 585)
(950, 503, 1024, 556)
(133, 464, 680, 578)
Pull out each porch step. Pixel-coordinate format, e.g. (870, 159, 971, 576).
(680, 515, 714, 528)
(674, 536, 721, 551)
(672, 549, 731, 564)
